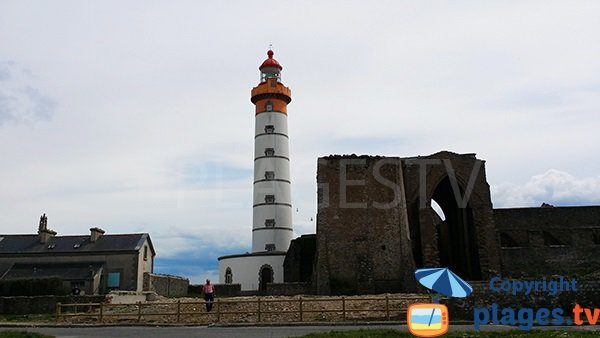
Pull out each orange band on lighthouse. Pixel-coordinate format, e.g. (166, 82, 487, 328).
(254, 99, 288, 114)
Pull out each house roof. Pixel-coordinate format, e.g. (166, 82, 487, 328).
(2, 262, 105, 280)
(0, 233, 155, 256)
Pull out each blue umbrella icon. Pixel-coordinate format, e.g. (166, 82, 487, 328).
(415, 267, 473, 298)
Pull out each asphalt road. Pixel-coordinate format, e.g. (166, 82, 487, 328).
(1, 324, 599, 338)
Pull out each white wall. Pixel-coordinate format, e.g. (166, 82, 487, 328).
(252, 229, 293, 252)
(255, 112, 288, 136)
(136, 240, 154, 292)
(218, 253, 286, 291)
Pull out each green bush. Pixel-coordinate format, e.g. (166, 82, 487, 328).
(0, 278, 68, 296)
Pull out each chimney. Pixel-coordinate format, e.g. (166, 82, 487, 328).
(90, 227, 105, 242)
(38, 213, 56, 244)
(39, 228, 57, 244)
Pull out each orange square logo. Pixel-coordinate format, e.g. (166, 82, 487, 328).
(407, 303, 449, 337)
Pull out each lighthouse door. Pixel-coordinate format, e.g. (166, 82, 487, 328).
(259, 265, 273, 292)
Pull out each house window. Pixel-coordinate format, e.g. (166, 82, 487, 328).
(264, 125, 274, 133)
(543, 231, 569, 246)
(225, 268, 233, 284)
(265, 101, 273, 112)
(107, 272, 121, 289)
(265, 219, 276, 227)
(265, 171, 275, 180)
(265, 244, 276, 251)
(144, 246, 148, 261)
(264, 148, 274, 156)
(265, 195, 275, 204)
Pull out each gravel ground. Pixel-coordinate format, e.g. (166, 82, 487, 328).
(59, 294, 430, 325)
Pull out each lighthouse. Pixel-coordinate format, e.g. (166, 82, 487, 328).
(251, 50, 293, 253)
(218, 50, 294, 291)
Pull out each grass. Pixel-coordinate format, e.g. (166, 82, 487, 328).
(297, 330, 600, 338)
(0, 314, 54, 323)
(0, 332, 55, 338)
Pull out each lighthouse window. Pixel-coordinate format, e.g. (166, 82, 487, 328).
(225, 268, 233, 284)
(265, 219, 276, 227)
(265, 244, 276, 251)
(265, 195, 275, 203)
(265, 125, 274, 133)
(265, 148, 275, 156)
(265, 102, 273, 112)
(265, 171, 275, 180)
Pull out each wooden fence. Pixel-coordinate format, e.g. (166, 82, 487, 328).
(56, 294, 428, 324)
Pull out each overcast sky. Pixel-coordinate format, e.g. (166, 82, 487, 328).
(1, 1, 599, 283)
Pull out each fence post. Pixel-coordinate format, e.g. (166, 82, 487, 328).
(216, 299, 220, 322)
(176, 300, 181, 323)
(257, 297, 261, 322)
(55, 302, 61, 322)
(386, 294, 390, 321)
(99, 302, 104, 323)
(342, 297, 346, 321)
(299, 296, 303, 322)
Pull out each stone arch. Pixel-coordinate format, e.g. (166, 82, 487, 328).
(258, 264, 274, 292)
(406, 152, 498, 281)
(430, 176, 481, 280)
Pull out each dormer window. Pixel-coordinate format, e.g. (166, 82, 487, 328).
(264, 125, 274, 133)
(265, 195, 275, 204)
(264, 148, 274, 157)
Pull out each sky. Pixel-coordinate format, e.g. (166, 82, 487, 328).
(1, 1, 600, 283)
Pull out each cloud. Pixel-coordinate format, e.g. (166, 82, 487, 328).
(492, 170, 600, 208)
(0, 1, 599, 282)
(0, 62, 56, 125)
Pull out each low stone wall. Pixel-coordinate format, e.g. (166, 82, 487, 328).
(143, 272, 189, 297)
(189, 284, 241, 298)
(444, 280, 600, 320)
(267, 282, 311, 296)
(214, 284, 241, 297)
(106, 290, 159, 304)
(0, 295, 105, 314)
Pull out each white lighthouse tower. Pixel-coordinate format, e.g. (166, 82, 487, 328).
(251, 49, 293, 253)
(218, 50, 294, 291)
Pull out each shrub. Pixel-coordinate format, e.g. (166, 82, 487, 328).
(0, 278, 68, 296)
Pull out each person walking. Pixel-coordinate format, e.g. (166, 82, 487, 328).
(202, 279, 215, 312)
